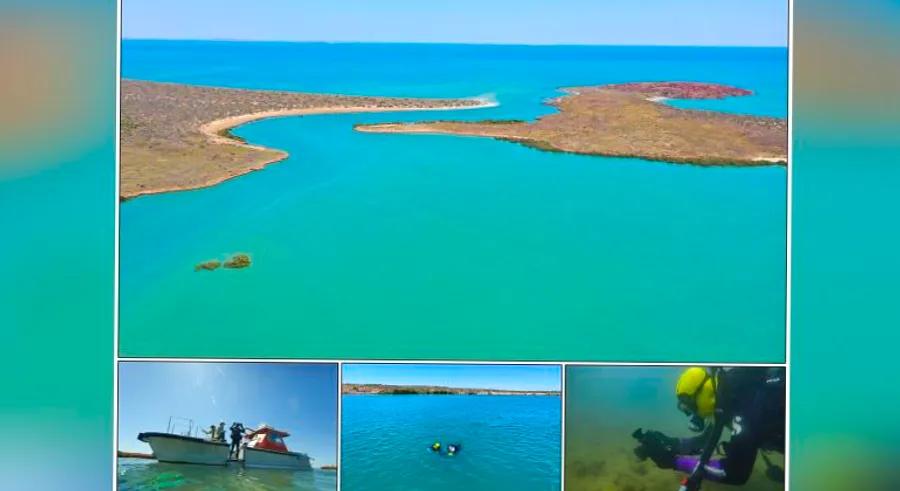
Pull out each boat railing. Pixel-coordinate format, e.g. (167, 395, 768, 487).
(166, 416, 197, 437)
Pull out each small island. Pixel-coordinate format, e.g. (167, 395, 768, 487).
(121, 80, 492, 200)
(342, 383, 560, 396)
(355, 82, 787, 166)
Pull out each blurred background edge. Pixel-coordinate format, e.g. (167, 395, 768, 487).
(1, 0, 899, 489)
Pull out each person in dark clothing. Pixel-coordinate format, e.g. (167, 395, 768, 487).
(633, 367, 785, 488)
(230, 422, 246, 459)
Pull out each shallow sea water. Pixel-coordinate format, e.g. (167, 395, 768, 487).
(342, 395, 561, 491)
(117, 459, 336, 491)
(120, 42, 787, 362)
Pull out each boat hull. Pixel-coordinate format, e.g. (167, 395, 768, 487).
(243, 446, 311, 470)
(138, 432, 230, 466)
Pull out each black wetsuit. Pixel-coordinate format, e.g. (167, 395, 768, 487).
(230, 423, 245, 458)
(674, 367, 786, 485)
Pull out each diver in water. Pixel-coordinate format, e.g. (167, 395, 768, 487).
(632, 367, 785, 489)
(429, 441, 462, 456)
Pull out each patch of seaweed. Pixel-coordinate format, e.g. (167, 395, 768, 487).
(194, 260, 221, 271)
(572, 459, 607, 478)
(630, 461, 650, 476)
(223, 253, 251, 269)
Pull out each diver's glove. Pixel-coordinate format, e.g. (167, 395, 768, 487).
(632, 428, 678, 469)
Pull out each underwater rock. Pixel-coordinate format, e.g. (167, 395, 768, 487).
(223, 253, 251, 269)
(194, 259, 221, 271)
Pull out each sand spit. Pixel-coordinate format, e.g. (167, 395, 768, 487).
(120, 80, 493, 200)
(355, 82, 787, 167)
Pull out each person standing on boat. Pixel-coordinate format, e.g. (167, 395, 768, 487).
(216, 421, 227, 442)
(230, 422, 246, 459)
(202, 424, 217, 440)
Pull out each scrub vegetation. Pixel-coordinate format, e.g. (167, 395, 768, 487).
(342, 383, 559, 396)
(356, 82, 787, 167)
(120, 80, 486, 200)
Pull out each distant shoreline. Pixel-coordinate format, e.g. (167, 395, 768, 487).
(342, 383, 560, 396)
(120, 80, 495, 200)
(117, 450, 155, 460)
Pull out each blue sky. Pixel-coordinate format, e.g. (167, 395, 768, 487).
(118, 362, 337, 466)
(343, 364, 561, 391)
(124, 0, 788, 47)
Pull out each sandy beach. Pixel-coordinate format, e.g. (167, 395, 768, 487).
(120, 80, 493, 200)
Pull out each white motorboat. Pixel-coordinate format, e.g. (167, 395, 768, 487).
(137, 431, 230, 466)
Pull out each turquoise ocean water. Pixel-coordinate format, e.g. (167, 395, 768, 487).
(342, 395, 561, 491)
(566, 366, 784, 491)
(117, 459, 336, 491)
(120, 41, 787, 361)
(7, 4, 898, 489)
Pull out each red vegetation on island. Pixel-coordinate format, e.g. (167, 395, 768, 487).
(600, 82, 753, 99)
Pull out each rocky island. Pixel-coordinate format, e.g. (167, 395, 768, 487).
(120, 80, 492, 200)
(355, 82, 787, 166)
(342, 383, 560, 396)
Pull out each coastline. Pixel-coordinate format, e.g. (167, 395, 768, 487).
(120, 80, 495, 200)
(199, 103, 497, 148)
(124, 102, 494, 201)
(355, 82, 787, 167)
(342, 383, 560, 396)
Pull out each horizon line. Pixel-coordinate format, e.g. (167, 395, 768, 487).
(122, 37, 788, 49)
